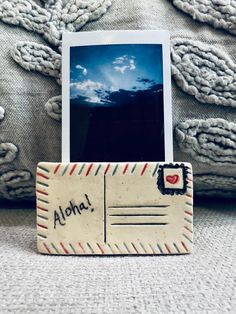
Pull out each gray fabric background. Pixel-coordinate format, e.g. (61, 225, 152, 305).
(0, 198, 235, 313)
(0, 0, 235, 200)
(0, 3, 235, 313)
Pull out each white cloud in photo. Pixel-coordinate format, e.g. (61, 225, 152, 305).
(113, 56, 125, 65)
(70, 79, 108, 104)
(86, 96, 104, 104)
(75, 64, 87, 75)
(114, 65, 129, 74)
(129, 59, 136, 70)
(71, 79, 104, 91)
(113, 55, 136, 74)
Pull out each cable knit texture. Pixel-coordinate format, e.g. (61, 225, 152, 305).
(171, 0, 236, 35)
(5, 0, 112, 122)
(175, 118, 236, 165)
(171, 38, 236, 107)
(0, 170, 32, 186)
(11, 41, 62, 84)
(194, 173, 236, 197)
(0, 0, 235, 200)
(0, 0, 112, 46)
(0, 0, 112, 200)
(45, 95, 62, 121)
(0, 143, 18, 165)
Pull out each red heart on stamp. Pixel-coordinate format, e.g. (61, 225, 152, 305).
(166, 174, 179, 184)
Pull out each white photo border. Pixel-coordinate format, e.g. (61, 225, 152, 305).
(62, 30, 173, 162)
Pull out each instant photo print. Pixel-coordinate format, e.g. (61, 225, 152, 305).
(36, 162, 193, 255)
(62, 30, 173, 163)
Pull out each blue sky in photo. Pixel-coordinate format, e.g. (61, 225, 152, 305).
(70, 44, 163, 104)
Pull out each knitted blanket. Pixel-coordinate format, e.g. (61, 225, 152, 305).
(0, 0, 235, 200)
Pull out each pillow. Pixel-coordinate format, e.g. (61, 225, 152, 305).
(0, 0, 235, 200)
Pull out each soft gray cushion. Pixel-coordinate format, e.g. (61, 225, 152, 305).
(0, 0, 235, 200)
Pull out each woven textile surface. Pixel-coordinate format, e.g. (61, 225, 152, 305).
(0, 0, 235, 200)
(0, 199, 235, 313)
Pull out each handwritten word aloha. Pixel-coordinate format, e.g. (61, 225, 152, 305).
(54, 194, 94, 229)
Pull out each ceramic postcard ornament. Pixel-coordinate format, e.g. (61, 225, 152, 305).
(36, 162, 193, 255)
